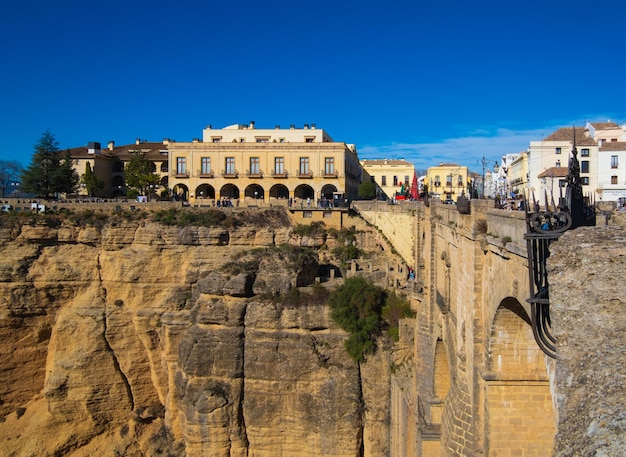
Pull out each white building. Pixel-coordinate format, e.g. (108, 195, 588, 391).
(528, 127, 598, 203)
(596, 141, 626, 204)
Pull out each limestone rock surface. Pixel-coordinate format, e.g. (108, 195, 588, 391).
(0, 211, 391, 457)
(549, 225, 626, 457)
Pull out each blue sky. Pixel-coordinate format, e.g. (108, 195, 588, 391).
(1, 0, 624, 173)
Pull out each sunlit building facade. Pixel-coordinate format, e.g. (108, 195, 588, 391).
(167, 122, 363, 205)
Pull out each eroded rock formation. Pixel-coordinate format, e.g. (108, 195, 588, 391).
(0, 210, 391, 456)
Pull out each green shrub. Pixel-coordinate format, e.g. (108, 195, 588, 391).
(293, 221, 326, 236)
(328, 277, 385, 362)
(382, 291, 415, 341)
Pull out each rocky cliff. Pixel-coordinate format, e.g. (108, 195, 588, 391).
(0, 209, 392, 457)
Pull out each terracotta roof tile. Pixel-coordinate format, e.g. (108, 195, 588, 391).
(537, 167, 569, 179)
(589, 122, 619, 129)
(544, 127, 597, 146)
(599, 141, 626, 151)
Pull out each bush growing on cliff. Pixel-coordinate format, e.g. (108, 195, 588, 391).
(152, 208, 228, 227)
(293, 221, 326, 237)
(328, 227, 362, 266)
(328, 276, 385, 362)
(382, 291, 415, 341)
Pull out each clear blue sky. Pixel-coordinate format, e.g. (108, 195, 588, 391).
(1, 0, 624, 173)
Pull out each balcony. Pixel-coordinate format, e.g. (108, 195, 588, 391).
(221, 169, 239, 178)
(246, 170, 264, 178)
(322, 170, 338, 178)
(271, 170, 289, 178)
(197, 170, 214, 178)
(297, 170, 313, 178)
(174, 172, 189, 178)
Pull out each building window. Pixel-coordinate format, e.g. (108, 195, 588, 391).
(446, 175, 452, 185)
(255, 137, 269, 143)
(250, 157, 260, 174)
(581, 148, 589, 157)
(434, 175, 441, 187)
(405, 175, 410, 186)
(556, 160, 561, 167)
(211, 137, 221, 143)
(176, 157, 186, 174)
(581, 160, 589, 173)
(201, 157, 211, 175)
(559, 179, 567, 188)
(611, 175, 618, 185)
(324, 157, 335, 175)
(381, 176, 387, 186)
(305, 137, 314, 143)
(392, 176, 397, 186)
(299, 157, 310, 175)
(611, 155, 618, 169)
(555, 147, 561, 154)
(581, 177, 589, 185)
(457, 175, 463, 186)
(275, 157, 285, 174)
(225, 157, 235, 174)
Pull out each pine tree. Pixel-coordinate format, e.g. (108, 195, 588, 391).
(21, 131, 62, 198)
(21, 132, 79, 198)
(54, 150, 79, 197)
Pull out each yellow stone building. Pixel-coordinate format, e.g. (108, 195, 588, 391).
(425, 163, 469, 202)
(359, 159, 415, 199)
(68, 140, 169, 198)
(168, 122, 363, 205)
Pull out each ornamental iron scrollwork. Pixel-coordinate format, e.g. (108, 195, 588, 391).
(524, 129, 596, 358)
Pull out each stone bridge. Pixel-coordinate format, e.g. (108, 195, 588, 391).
(353, 200, 556, 456)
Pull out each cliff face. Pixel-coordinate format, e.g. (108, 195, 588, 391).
(0, 211, 390, 457)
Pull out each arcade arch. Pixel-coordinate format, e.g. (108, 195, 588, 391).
(195, 184, 215, 200)
(294, 184, 314, 200)
(245, 184, 265, 200)
(270, 184, 289, 200)
(220, 184, 240, 200)
(321, 184, 338, 200)
(173, 184, 189, 201)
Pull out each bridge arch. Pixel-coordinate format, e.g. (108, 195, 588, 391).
(484, 297, 555, 456)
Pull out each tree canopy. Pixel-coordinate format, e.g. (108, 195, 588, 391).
(20, 131, 79, 198)
(80, 162, 104, 197)
(358, 180, 377, 200)
(124, 151, 160, 197)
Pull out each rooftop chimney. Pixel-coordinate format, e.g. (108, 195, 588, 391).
(107, 141, 115, 150)
(249, 120, 255, 129)
(290, 124, 295, 129)
(87, 142, 101, 155)
(135, 138, 141, 145)
(304, 124, 309, 129)
(311, 124, 316, 129)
